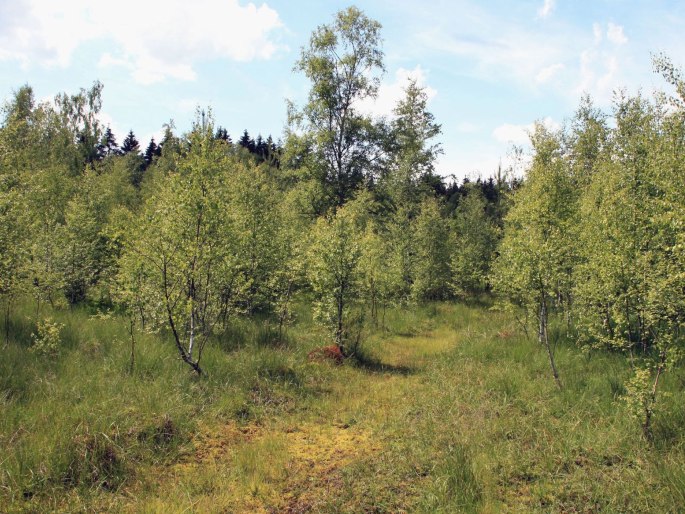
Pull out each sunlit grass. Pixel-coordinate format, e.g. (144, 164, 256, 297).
(1, 298, 684, 512)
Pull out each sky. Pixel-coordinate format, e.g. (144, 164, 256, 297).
(1, 0, 683, 180)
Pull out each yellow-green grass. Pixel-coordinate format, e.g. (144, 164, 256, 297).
(1, 299, 684, 512)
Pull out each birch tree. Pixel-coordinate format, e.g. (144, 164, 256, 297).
(291, 6, 385, 208)
(492, 124, 577, 388)
(411, 197, 452, 301)
(308, 197, 366, 356)
(120, 115, 234, 375)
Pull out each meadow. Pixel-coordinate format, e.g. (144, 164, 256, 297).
(2, 299, 684, 513)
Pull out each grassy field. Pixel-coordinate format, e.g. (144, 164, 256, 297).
(1, 299, 685, 512)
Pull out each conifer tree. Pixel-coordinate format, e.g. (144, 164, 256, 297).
(143, 138, 159, 167)
(121, 130, 140, 154)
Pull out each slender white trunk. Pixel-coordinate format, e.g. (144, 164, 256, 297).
(188, 308, 195, 360)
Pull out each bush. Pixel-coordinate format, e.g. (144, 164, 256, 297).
(30, 317, 64, 356)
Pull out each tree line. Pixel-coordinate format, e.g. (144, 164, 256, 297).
(0, 6, 682, 437)
(492, 55, 685, 438)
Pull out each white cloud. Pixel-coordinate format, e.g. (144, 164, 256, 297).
(537, 0, 555, 19)
(414, 10, 570, 95)
(98, 53, 131, 70)
(576, 48, 622, 103)
(572, 22, 629, 102)
(493, 123, 530, 145)
(410, 4, 644, 109)
(607, 22, 628, 45)
(0, 0, 283, 83)
(492, 117, 560, 145)
(435, 143, 531, 181)
(535, 63, 565, 83)
(356, 66, 437, 118)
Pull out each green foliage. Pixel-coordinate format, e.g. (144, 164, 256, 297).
(291, 6, 385, 207)
(491, 56, 685, 428)
(411, 197, 452, 301)
(30, 317, 64, 356)
(384, 78, 442, 206)
(119, 113, 236, 374)
(450, 185, 498, 295)
(493, 123, 577, 320)
(227, 163, 291, 314)
(307, 197, 367, 354)
(492, 123, 578, 387)
(1, 11, 685, 509)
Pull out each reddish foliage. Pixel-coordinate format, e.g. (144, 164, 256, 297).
(307, 345, 344, 365)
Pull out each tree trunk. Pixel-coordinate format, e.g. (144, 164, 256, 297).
(336, 289, 345, 354)
(163, 261, 203, 376)
(643, 352, 666, 441)
(188, 308, 195, 360)
(538, 299, 545, 346)
(4, 299, 10, 347)
(540, 294, 561, 389)
(129, 317, 135, 375)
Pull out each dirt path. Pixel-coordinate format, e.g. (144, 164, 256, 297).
(131, 326, 459, 513)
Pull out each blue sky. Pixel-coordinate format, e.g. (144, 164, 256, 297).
(1, 0, 683, 179)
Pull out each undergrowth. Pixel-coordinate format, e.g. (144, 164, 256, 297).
(0, 298, 684, 512)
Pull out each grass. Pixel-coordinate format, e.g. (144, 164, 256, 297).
(1, 298, 684, 512)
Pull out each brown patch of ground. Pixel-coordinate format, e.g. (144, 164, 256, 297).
(139, 421, 380, 513)
(278, 423, 381, 512)
(307, 345, 345, 365)
(191, 421, 263, 463)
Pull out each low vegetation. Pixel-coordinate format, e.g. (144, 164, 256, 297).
(1, 300, 684, 512)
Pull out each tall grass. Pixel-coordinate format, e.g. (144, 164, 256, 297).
(0, 298, 321, 511)
(1, 298, 684, 512)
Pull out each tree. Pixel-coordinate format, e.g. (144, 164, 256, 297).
(492, 123, 577, 388)
(226, 163, 290, 315)
(143, 138, 159, 167)
(572, 67, 685, 437)
(566, 95, 608, 189)
(411, 197, 452, 301)
(0, 186, 22, 343)
(359, 221, 393, 327)
(291, 6, 385, 208)
(385, 203, 417, 302)
(54, 81, 104, 168)
(61, 165, 129, 306)
(214, 126, 231, 143)
(308, 197, 367, 356)
(121, 130, 140, 155)
(119, 114, 234, 375)
(102, 126, 119, 156)
(385, 78, 442, 206)
(120, 131, 145, 187)
(238, 130, 255, 154)
(0, 86, 37, 339)
(450, 185, 498, 296)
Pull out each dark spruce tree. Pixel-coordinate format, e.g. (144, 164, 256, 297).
(121, 130, 140, 154)
(214, 126, 231, 143)
(119, 130, 145, 187)
(144, 137, 159, 167)
(102, 126, 119, 156)
(238, 129, 256, 153)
